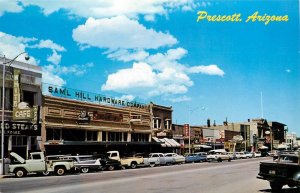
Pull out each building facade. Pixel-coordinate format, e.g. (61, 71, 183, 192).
(0, 59, 42, 159)
(41, 85, 159, 155)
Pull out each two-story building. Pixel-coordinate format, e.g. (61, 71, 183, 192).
(41, 84, 159, 155)
(0, 58, 42, 159)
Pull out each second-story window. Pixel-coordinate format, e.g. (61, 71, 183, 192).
(153, 117, 161, 129)
(164, 119, 171, 130)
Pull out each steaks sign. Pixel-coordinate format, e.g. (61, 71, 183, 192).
(0, 121, 41, 136)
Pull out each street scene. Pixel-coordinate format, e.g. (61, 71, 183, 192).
(0, 0, 299, 193)
(3, 157, 298, 193)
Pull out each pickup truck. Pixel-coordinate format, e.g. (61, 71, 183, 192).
(9, 152, 75, 177)
(257, 152, 300, 191)
(107, 151, 144, 169)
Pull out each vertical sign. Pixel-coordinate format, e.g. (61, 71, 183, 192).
(13, 69, 21, 109)
(246, 125, 250, 147)
(183, 124, 189, 137)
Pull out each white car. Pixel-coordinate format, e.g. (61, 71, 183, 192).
(244, 152, 253, 158)
(252, 152, 262, 158)
(236, 152, 247, 159)
(207, 150, 231, 162)
(164, 153, 185, 164)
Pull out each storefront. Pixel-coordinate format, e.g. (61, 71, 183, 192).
(42, 85, 160, 155)
(0, 59, 42, 159)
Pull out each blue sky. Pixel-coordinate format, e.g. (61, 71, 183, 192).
(0, 0, 299, 134)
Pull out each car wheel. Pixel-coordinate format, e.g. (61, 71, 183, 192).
(270, 181, 283, 191)
(55, 167, 65, 176)
(228, 158, 231, 162)
(130, 162, 137, 169)
(108, 165, 115, 171)
(42, 171, 50, 176)
(15, 168, 27, 178)
(81, 167, 90, 173)
(217, 158, 222, 162)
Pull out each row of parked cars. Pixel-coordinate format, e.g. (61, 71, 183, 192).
(8, 149, 263, 177)
(184, 150, 262, 163)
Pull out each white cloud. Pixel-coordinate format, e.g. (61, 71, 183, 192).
(31, 39, 66, 52)
(120, 95, 135, 101)
(30, 39, 66, 65)
(187, 64, 225, 76)
(107, 49, 149, 62)
(72, 16, 177, 51)
(20, 0, 198, 19)
(0, 31, 37, 65)
(101, 62, 193, 98)
(102, 62, 156, 91)
(168, 95, 191, 103)
(47, 50, 62, 65)
(0, 0, 23, 16)
(42, 70, 66, 87)
(43, 62, 94, 76)
(146, 47, 187, 70)
(101, 47, 225, 100)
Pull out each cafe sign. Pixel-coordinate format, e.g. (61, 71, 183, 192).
(12, 69, 39, 122)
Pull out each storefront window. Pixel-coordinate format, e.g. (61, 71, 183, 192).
(23, 90, 36, 107)
(62, 129, 85, 141)
(86, 130, 97, 141)
(12, 136, 27, 146)
(102, 131, 107, 141)
(108, 132, 122, 142)
(131, 133, 149, 142)
(46, 128, 61, 140)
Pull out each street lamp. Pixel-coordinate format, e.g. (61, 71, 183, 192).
(188, 106, 206, 154)
(1, 52, 30, 175)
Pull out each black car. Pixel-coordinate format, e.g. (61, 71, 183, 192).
(94, 154, 122, 171)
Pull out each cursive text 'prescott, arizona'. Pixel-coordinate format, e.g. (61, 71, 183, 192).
(197, 11, 289, 25)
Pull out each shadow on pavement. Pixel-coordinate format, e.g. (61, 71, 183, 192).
(259, 187, 299, 193)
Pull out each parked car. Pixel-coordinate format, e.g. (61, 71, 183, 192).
(227, 152, 237, 160)
(252, 152, 262, 158)
(135, 153, 160, 167)
(185, 153, 206, 163)
(236, 152, 247, 159)
(194, 152, 207, 162)
(244, 152, 253, 159)
(94, 154, 122, 171)
(149, 153, 176, 165)
(65, 155, 101, 173)
(207, 149, 231, 162)
(9, 152, 75, 177)
(107, 151, 144, 169)
(164, 153, 185, 164)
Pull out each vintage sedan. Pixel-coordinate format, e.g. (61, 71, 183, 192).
(66, 155, 102, 173)
(185, 153, 206, 163)
(164, 153, 185, 164)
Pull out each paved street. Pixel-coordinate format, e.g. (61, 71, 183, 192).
(0, 158, 298, 193)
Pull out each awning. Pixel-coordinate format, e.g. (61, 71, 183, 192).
(152, 137, 180, 147)
(170, 139, 181, 147)
(164, 138, 180, 147)
(152, 137, 166, 147)
(194, 144, 212, 149)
